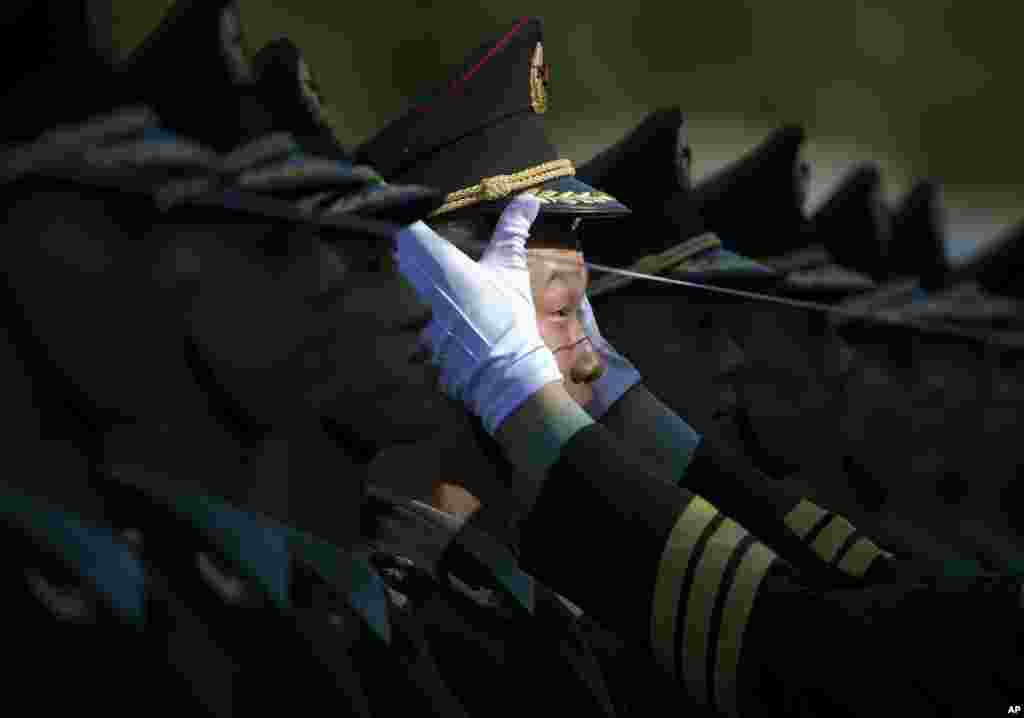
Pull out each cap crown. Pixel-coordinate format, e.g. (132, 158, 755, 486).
(356, 17, 628, 219)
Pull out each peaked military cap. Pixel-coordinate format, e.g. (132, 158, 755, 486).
(889, 180, 949, 289)
(119, 0, 263, 152)
(100, 17, 445, 232)
(746, 165, 889, 300)
(579, 117, 876, 300)
(805, 163, 890, 280)
(691, 125, 810, 258)
(587, 233, 778, 299)
(253, 37, 346, 161)
(567, 110, 781, 297)
(3, 1, 120, 143)
(624, 122, 880, 300)
(1, 107, 407, 243)
(576, 106, 694, 206)
(356, 17, 629, 219)
(249, 37, 445, 225)
(949, 219, 1024, 300)
(570, 107, 704, 266)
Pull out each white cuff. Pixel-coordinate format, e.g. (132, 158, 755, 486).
(476, 346, 565, 436)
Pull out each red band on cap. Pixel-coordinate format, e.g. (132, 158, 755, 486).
(414, 16, 531, 115)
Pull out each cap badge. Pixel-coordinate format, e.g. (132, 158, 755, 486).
(299, 59, 327, 124)
(676, 134, 692, 191)
(527, 189, 617, 205)
(219, 5, 255, 84)
(530, 43, 549, 114)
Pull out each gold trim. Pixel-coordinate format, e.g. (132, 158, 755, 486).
(683, 518, 748, 709)
(783, 499, 828, 540)
(636, 233, 721, 275)
(587, 233, 722, 298)
(429, 159, 577, 216)
(651, 497, 720, 676)
(525, 189, 618, 205)
(530, 42, 549, 114)
(810, 516, 857, 564)
(298, 58, 327, 124)
(836, 537, 884, 578)
(714, 542, 777, 718)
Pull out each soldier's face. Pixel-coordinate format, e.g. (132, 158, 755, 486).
(150, 216, 455, 451)
(527, 246, 604, 408)
(1, 188, 204, 424)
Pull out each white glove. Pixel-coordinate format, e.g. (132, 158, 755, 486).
(578, 293, 643, 419)
(395, 195, 564, 435)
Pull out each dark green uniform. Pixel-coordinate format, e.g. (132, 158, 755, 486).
(2, 8, 634, 716)
(349, 18, 1021, 709)
(12, 6, 1020, 717)
(516, 420, 1020, 716)
(355, 10, 905, 592)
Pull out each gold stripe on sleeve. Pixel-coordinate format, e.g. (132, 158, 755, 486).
(810, 515, 857, 564)
(651, 497, 720, 676)
(836, 537, 884, 578)
(783, 499, 828, 539)
(714, 541, 778, 718)
(681, 518, 749, 708)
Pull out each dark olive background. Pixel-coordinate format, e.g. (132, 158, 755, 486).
(112, 2, 1020, 252)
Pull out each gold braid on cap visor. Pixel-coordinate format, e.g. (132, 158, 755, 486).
(428, 158, 618, 217)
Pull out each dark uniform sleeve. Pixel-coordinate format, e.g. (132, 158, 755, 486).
(597, 385, 898, 586)
(517, 423, 1010, 717)
(678, 432, 898, 587)
(518, 422, 779, 718)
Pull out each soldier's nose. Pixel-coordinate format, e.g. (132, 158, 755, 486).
(569, 342, 605, 384)
(567, 320, 587, 344)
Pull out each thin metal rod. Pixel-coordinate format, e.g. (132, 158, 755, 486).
(582, 259, 1024, 348)
(443, 234, 1024, 349)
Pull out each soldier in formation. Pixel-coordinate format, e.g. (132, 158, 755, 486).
(3, 2, 1024, 716)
